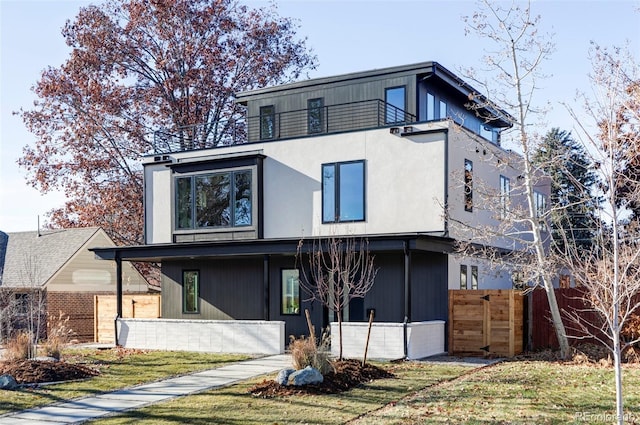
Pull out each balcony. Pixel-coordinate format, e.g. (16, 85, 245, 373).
(152, 99, 416, 154)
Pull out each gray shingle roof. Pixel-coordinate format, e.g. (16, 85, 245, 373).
(0, 227, 104, 288)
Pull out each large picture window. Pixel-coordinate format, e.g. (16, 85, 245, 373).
(281, 269, 300, 315)
(176, 169, 252, 230)
(183, 270, 199, 314)
(322, 160, 365, 223)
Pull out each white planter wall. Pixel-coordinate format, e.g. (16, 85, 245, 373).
(330, 320, 445, 360)
(116, 319, 285, 355)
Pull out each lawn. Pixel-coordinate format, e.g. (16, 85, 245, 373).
(0, 348, 249, 414)
(91, 358, 640, 425)
(3, 348, 640, 424)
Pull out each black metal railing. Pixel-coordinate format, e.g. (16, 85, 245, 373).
(152, 99, 416, 154)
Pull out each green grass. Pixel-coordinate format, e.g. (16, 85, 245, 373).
(89, 361, 473, 425)
(0, 348, 249, 415)
(5, 349, 640, 424)
(350, 361, 640, 425)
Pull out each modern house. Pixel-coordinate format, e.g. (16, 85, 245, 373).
(0, 227, 151, 342)
(92, 62, 547, 355)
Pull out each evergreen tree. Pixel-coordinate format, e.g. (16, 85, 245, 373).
(533, 128, 600, 258)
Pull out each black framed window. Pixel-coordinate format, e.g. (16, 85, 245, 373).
(460, 265, 468, 289)
(464, 159, 473, 212)
(500, 175, 511, 219)
(471, 265, 478, 290)
(439, 100, 448, 119)
(322, 160, 365, 223)
(307, 98, 324, 134)
(385, 86, 406, 124)
(535, 190, 548, 231)
(426, 93, 435, 120)
(183, 270, 199, 314)
(281, 269, 300, 315)
(175, 169, 252, 230)
(260, 105, 275, 139)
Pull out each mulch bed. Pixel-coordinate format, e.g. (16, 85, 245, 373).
(249, 359, 394, 397)
(0, 359, 99, 384)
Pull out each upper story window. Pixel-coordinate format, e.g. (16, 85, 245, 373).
(439, 100, 447, 119)
(464, 159, 473, 212)
(308, 98, 324, 134)
(322, 160, 365, 223)
(385, 86, 406, 124)
(175, 169, 252, 230)
(500, 175, 511, 219)
(260, 105, 275, 139)
(534, 190, 548, 232)
(426, 93, 435, 120)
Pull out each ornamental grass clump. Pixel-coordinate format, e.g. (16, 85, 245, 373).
(289, 331, 333, 375)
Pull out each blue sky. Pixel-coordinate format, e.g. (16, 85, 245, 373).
(1, 0, 639, 232)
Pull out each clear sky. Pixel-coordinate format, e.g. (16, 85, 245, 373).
(1, 0, 639, 232)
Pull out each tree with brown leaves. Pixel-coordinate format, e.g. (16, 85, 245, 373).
(17, 0, 316, 246)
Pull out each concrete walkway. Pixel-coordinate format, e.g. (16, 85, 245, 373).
(0, 354, 291, 425)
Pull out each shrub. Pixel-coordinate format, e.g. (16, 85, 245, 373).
(4, 331, 32, 361)
(289, 330, 333, 375)
(42, 312, 75, 360)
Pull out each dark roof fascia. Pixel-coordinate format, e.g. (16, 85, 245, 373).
(90, 233, 454, 262)
(235, 61, 437, 104)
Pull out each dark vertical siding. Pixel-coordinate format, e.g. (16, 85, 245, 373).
(410, 252, 448, 321)
(364, 253, 405, 322)
(161, 258, 263, 320)
(247, 76, 418, 119)
(268, 256, 324, 340)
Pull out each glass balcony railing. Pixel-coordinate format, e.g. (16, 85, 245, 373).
(152, 99, 416, 154)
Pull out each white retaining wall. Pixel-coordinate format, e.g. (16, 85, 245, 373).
(330, 320, 445, 360)
(116, 318, 285, 355)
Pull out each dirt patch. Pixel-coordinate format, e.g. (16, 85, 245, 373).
(513, 343, 640, 366)
(0, 359, 99, 384)
(249, 359, 394, 397)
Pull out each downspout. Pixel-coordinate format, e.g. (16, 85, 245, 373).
(403, 240, 411, 359)
(115, 254, 123, 347)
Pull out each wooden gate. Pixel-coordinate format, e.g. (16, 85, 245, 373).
(94, 294, 161, 343)
(448, 289, 524, 357)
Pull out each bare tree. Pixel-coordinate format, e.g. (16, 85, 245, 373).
(460, 0, 571, 358)
(296, 235, 378, 360)
(17, 253, 47, 358)
(0, 288, 19, 344)
(565, 43, 640, 425)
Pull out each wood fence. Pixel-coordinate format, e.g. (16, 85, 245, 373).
(530, 287, 607, 350)
(448, 289, 524, 357)
(94, 294, 161, 343)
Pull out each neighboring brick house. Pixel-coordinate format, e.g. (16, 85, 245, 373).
(0, 227, 151, 342)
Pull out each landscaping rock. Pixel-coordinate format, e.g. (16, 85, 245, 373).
(288, 366, 323, 386)
(275, 368, 296, 386)
(34, 356, 59, 362)
(0, 374, 18, 390)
